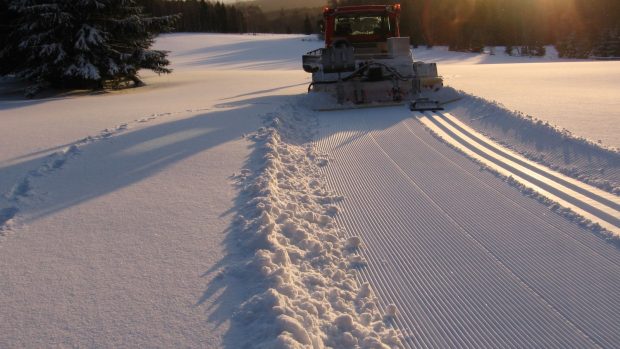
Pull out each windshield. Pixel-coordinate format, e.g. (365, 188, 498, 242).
(334, 14, 391, 36)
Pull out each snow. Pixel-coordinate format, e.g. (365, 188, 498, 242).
(432, 87, 620, 195)
(229, 107, 400, 347)
(0, 33, 317, 347)
(413, 46, 620, 149)
(384, 304, 397, 318)
(417, 111, 619, 236)
(1, 33, 619, 348)
(315, 106, 620, 348)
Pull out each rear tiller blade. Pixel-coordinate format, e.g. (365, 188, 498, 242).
(409, 98, 444, 112)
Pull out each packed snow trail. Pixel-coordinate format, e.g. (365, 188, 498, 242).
(418, 112, 620, 235)
(315, 106, 620, 349)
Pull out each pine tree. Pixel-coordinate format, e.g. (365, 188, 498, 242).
(609, 28, 620, 57)
(531, 43, 546, 57)
(593, 28, 620, 58)
(0, 0, 9, 43)
(556, 31, 591, 59)
(303, 14, 313, 35)
(1, 0, 178, 95)
(0, 0, 21, 76)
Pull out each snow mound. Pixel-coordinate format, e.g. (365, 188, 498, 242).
(232, 101, 403, 348)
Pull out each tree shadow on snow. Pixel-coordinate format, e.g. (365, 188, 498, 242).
(0, 78, 97, 111)
(0, 95, 295, 224)
(0, 92, 311, 347)
(196, 139, 273, 348)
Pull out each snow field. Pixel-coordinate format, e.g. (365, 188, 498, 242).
(2, 33, 619, 348)
(413, 46, 620, 149)
(0, 101, 276, 346)
(0, 34, 321, 347)
(231, 101, 403, 348)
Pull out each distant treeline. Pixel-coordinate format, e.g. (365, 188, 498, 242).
(342, 0, 620, 58)
(137, 0, 319, 35)
(138, 0, 620, 58)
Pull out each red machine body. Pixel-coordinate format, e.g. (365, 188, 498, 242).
(322, 4, 402, 48)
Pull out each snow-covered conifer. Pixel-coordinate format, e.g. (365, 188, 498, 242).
(556, 32, 591, 59)
(303, 14, 312, 35)
(0, 0, 178, 95)
(593, 28, 620, 58)
(0, 0, 19, 76)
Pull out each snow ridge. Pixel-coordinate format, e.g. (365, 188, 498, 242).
(232, 102, 403, 348)
(418, 114, 619, 242)
(437, 87, 620, 195)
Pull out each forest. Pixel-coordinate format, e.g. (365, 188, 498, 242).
(2, 0, 619, 58)
(137, 0, 318, 35)
(137, 0, 620, 58)
(393, 0, 620, 57)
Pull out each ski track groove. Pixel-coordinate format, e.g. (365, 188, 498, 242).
(407, 114, 620, 347)
(320, 116, 556, 346)
(403, 116, 620, 267)
(418, 113, 620, 346)
(376, 118, 612, 347)
(314, 108, 619, 348)
(321, 117, 566, 349)
(399, 117, 620, 269)
(437, 113, 620, 211)
(422, 113, 620, 231)
(400, 117, 620, 292)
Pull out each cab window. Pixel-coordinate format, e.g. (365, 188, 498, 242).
(334, 14, 391, 36)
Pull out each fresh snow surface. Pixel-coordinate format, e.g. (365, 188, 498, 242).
(1, 33, 619, 348)
(413, 46, 620, 149)
(0, 33, 319, 348)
